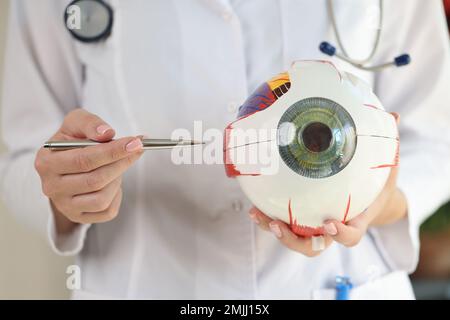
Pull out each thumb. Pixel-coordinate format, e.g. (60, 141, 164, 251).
(59, 109, 115, 142)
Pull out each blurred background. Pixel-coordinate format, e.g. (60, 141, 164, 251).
(0, 0, 73, 299)
(0, 0, 449, 299)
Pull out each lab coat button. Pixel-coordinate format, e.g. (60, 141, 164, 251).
(232, 199, 243, 212)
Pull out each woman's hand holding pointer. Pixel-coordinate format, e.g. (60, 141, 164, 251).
(34, 109, 144, 235)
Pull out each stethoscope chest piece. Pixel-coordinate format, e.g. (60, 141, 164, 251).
(65, 0, 113, 43)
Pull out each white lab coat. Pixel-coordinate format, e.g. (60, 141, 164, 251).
(1, 0, 450, 299)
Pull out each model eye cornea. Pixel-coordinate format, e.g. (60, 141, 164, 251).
(277, 97, 357, 179)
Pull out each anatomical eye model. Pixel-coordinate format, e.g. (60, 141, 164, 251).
(224, 60, 398, 243)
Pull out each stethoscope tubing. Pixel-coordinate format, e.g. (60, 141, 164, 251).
(328, 0, 383, 65)
(64, 0, 410, 71)
(321, 0, 411, 71)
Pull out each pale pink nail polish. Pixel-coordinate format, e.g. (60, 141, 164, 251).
(126, 139, 143, 152)
(97, 124, 112, 135)
(269, 223, 282, 238)
(324, 223, 338, 236)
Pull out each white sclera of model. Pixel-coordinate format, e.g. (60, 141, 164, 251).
(225, 60, 398, 250)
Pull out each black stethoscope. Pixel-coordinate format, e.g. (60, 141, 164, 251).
(65, 0, 113, 43)
(65, 0, 410, 71)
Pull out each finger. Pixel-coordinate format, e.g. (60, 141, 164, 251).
(59, 152, 142, 195)
(384, 143, 400, 190)
(35, 148, 57, 180)
(269, 220, 333, 257)
(249, 207, 333, 255)
(76, 188, 123, 224)
(390, 112, 400, 125)
(70, 177, 122, 212)
(58, 109, 115, 142)
(323, 219, 365, 247)
(48, 136, 143, 174)
(249, 207, 273, 231)
(386, 163, 399, 186)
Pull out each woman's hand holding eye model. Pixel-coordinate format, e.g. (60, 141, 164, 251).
(250, 113, 408, 257)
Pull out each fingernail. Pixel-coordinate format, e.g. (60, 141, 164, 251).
(126, 138, 143, 152)
(269, 223, 282, 238)
(324, 223, 337, 236)
(312, 236, 326, 251)
(97, 124, 112, 135)
(249, 212, 260, 225)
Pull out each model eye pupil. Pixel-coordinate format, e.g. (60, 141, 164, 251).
(301, 122, 332, 153)
(277, 97, 357, 179)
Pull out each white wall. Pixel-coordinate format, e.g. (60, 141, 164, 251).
(0, 0, 73, 299)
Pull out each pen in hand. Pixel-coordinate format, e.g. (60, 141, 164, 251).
(44, 138, 205, 151)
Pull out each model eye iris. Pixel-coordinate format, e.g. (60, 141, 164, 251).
(301, 122, 333, 153)
(277, 97, 357, 179)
